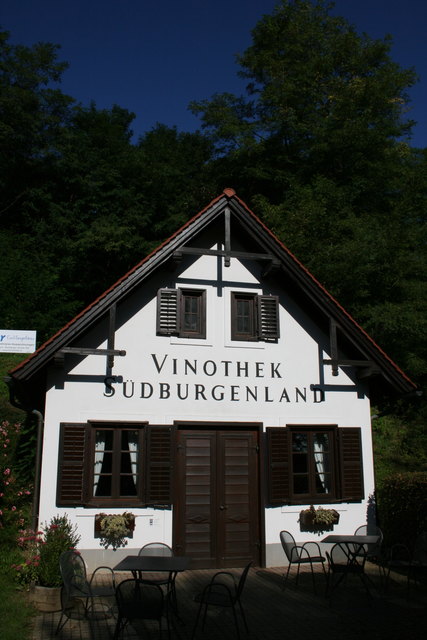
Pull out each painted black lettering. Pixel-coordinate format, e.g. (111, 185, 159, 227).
(151, 353, 168, 373)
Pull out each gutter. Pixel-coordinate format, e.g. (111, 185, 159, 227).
(4, 376, 44, 533)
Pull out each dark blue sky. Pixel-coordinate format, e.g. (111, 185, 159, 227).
(1, 0, 426, 147)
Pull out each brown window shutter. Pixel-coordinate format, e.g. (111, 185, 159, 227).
(338, 427, 364, 501)
(57, 423, 88, 506)
(257, 295, 280, 340)
(145, 426, 174, 506)
(266, 427, 290, 505)
(157, 288, 179, 335)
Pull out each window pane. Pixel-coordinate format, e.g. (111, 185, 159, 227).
(236, 298, 251, 333)
(93, 428, 139, 499)
(292, 433, 307, 452)
(183, 295, 199, 332)
(120, 430, 138, 497)
(180, 290, 205, 337)
(289, 429, 336, 501)
(292, 453, 308, 473)
(93, 430, 112, 497)
(313, 432, 331, 494)
(294, 475, 309, 494)
(231, 293, 257, 340)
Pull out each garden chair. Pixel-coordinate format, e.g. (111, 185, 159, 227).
(280, 530, 327, 593)
(192, 562, 252, 640)
(56, 550, 115, 638)
(114, 579, 169, 640)
(383, 535, 427, 594)
(353, 524, 384, 562)
(137, 542, 178, 610)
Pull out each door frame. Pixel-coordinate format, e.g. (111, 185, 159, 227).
(172, 421, 265, 568)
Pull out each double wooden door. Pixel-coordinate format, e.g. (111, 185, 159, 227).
(173, 427, 261, 569)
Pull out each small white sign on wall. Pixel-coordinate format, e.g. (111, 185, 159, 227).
(0, 330, 37, 353)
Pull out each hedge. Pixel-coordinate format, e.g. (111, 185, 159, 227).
(376, 472, 427, 549)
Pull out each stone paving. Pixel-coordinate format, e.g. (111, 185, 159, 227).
(30, 565, 427, 640)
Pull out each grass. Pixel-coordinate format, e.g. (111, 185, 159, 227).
(0, 543, 35, 640)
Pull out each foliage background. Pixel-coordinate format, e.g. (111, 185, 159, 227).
(1, 0, 426, 485)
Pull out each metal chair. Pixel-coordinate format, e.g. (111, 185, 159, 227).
(280, 530, 326, 593)
(382, 536, 427, 594)
(192, 562, 252, 640)
(56, 550, 116, 637)
(326, 543, 371, 601)
(114, 579, 169, 640)
(138, 543, 178, 614)
(353, 524, 384, 561)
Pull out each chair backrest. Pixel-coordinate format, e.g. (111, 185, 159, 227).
(59, 550, 88, 594)
(328, 543, 367, 570)
(116, 579, 164, 621)
(138, 542, 173, 557)
(236, 562, 252, 600)
(280, 531, 297, 563)
(354, 524, 383, 555)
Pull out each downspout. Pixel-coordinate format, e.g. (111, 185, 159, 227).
(30, 409, 44, 533)
(4, 376, 44, 533)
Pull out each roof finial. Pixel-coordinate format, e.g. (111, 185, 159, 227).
(223, 188, 236, 198)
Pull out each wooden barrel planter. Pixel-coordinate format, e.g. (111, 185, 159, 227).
(28, 584, 62, 612)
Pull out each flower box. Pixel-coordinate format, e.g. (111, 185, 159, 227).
(299, 506, 340, 533)
(94, 512, 135, 550)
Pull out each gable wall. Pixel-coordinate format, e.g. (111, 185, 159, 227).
(38, 252, 375, 568)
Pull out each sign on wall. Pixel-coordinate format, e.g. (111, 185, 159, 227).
(0, 330, 37, 353)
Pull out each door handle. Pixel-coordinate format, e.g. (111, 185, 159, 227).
(219, 505, 227, 510)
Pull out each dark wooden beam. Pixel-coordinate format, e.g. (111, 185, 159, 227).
(108, 305, 116, 369)
(173, 247, 275, 261)
(329, 318, 339, 376)
(224, 207, 231, 267)
(322, 359, 376, 368)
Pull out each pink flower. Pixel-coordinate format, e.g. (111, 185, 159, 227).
(3, 468, 11, 476)
(11, 506, 16, 511)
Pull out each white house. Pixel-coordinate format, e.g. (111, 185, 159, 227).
(7, 189, 416, 570)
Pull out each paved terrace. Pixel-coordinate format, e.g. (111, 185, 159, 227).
(31, 563, 426, 640)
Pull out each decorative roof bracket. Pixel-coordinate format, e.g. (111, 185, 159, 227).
(322, 317, 375, 377)
(54, 305, 125, 369)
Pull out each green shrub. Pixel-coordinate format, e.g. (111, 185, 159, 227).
(12, 514, 80, 588)
(377, 472, 427, 549)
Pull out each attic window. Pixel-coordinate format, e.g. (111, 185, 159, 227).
(231, 293, 280, 342)
(157, 288, 206, 339)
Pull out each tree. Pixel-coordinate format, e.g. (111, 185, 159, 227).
(190, 1, 417, 197)
(0, 29, 74, 227)
(190, 0, 427, 391)
(0, 28, 216, 336)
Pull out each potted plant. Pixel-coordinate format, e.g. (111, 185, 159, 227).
(299, 505, 340, 534)
(95, 512, 135, 551)
(12, 514, 80, 611)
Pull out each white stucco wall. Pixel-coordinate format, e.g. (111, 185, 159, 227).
(37, 252, 375, 569)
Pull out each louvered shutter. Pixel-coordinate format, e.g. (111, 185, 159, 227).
(266, 427, 290, 505)
(338, 427, 364, 501)
(157, 288, 179, 335)
(145, 426, 174, 506)
(57, 423, 88, 506)
(257, 295, 280, 340)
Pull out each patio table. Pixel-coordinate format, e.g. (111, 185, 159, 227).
(322, 534, 380, 596)
(113, 554, 190, 618)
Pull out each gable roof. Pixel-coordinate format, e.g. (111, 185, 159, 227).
(9, 188, 416, 399)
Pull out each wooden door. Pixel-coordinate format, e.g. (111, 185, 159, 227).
(173, 427, 261, 568)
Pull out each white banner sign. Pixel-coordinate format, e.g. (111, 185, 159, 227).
(0, 330, 37, 353)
